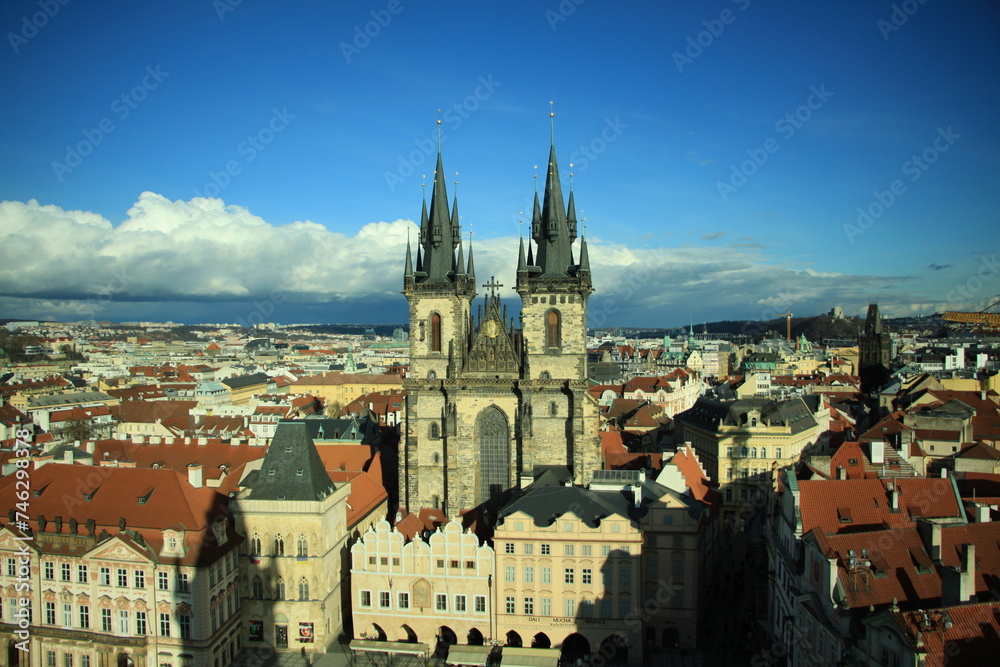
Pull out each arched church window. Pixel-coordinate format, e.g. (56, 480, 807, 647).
(430, 422, 440, 439)
(430, 313, 442, 352)
(546, 310, 561, 349)
(540, 371, 551, 380)
(549, 402, 557, 417)
(428, 370, 436, 380)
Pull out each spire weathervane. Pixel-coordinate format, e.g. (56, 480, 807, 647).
(549, 100, 555, 145)
(436, 109, 442, 151)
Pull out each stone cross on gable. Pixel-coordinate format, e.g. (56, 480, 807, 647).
(483, 276, 503, 298)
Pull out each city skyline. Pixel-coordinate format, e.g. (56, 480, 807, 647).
(1, 0, 998, 326)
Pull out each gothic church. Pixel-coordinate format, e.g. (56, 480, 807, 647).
(400, 121, 600, 516)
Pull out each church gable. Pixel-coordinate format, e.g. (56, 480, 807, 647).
(464, 283, 520, 375)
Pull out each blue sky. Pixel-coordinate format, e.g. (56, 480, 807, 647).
(1, 0, 998, 328)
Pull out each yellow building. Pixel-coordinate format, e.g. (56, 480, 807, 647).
(349, 519, 494, 648)
(288, 373, 402, 413)
(493, 468, 644, 664)
(675, 396, 823, 529)
(232, 421, 351, 656)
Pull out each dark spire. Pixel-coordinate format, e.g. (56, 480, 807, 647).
(421, 145, 456, 282)
(415, 246, 423, 273)
(535, 142, 573, 277)
(248, 421, 336, 501)
(456, 240, 466, 276)
(466, 240, 475, 281)
(517, 236, 527, 273)
(864, 303, 883, 335)
(566, 189, 578, 242)
(526, 240, 534, 267)
(404, 234, 414, 279)
(579, 235, 590, 273)
(530, 191, 542, 243)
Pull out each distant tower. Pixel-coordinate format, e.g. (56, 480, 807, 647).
(858, 303, 891, 393)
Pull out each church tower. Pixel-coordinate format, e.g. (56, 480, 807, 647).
(858, 302, 891, 394)
(400, 116, 599, 517)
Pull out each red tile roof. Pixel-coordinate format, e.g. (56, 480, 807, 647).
(890, 601, 1000, 667)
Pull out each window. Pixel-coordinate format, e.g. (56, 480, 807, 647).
(505, 543, 514, 554)
(6, 558, 14, 576)
(546, 310, 561, 348)
(62, 603, 72, 627)
(117, 569, 127, 587)
(101, 609, 112, 633)
(274, 578, 285, 600)
(45, 601, 56, 625)
(524, 566, 534, 583)
(118, 609, 129, 635)
(158, 571, 169, 590)
(252, 576, 263, 599)
(77, 565, 88, 583)
(79, 605, 90, 629)
(436, 594, 447, 611)
(250, 534, 261, 555)
(564, 599, 575, 617)
(505, 596, 515, 614)
(523, 544, 534, 555)
(134, 570, 145, 588)
(47, 652, 55, 667)
(582, 568, 592, 584)
(524, 597, 534, 615)
(541, 598, 551, 616)
(455, 595, 466, 612)
(430, 423, 440, 439)
(726, 446, 734, 457)
(398, 592, 409, 610)
(44, 562, 54, 580)
(159, 613, 170, 637)
(379, 591, 391, 609)
(564, 568, 575, 584)
(81, 657, 90, 667)
(541, 567, 551, 584)
(61, 563, 71, 582)
(776, 447, 782, 459)
(177, 572, 190, 593)
(601, 545, 611, 557)
(505, 566, 515, 583)
(430, 313, 442, 352)
(601, 599, 612, 618)
(564, 544, 575, 556)
(450, 560, 460, 569)
(100, 567, 110, 586)
(727, 467, 733, 480)
(64, 655, 73, 667)
(136, 611, 147, 635)
(618, 600, 631, 618)
(474, 595, 486, 613)
(541, 544, 551, 555)
(581, 545, 592, 557)
(297, 534, 308, 557)
(298, 578, 309, 600)
(647, 558, 657, 576)
(360, 590, 372, 608)
(273, 535, 284, 556)
(465, 560, 474, 569)
(179, 614, 191, 640)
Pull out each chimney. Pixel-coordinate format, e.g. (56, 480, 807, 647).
(890, 484, 900, 512)
(633, 484, 642, 509)
(976, 504, 991, 523)
(941, 467, 949, 479)
(942, 543, 976, 606)
(187, 462, 203, 489)
(871, 439, 884, 464)
(837, 465, 846, 480)
(62, 449, 73, 464)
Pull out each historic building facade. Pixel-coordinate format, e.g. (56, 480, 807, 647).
(400, 125, 600, 515)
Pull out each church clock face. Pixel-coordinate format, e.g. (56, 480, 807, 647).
(483, 318, 501, 338)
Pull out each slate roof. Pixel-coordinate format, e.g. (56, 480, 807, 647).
(220, 372, 271, 390)
(499, 466, 638, 528)
(247, 420, 336, 501)
(27, 390, 115, 408)
(676, 396, 817, 433)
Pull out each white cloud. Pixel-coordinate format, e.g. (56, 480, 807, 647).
(0, 193, 966, 325)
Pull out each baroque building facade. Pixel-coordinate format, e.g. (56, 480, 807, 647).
(400, 125, 601, 515)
